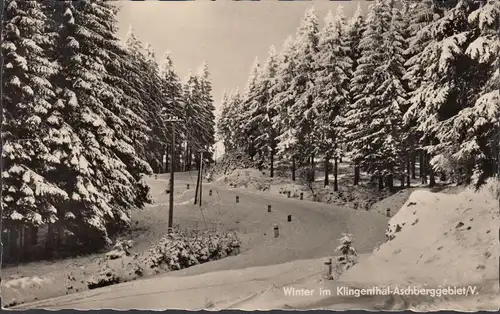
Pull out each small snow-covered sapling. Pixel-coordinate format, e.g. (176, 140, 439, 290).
(334, 233, 358, 277)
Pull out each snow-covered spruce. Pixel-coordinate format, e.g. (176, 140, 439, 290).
(221, 0, 499, 191)
(2, 0, 216, 253)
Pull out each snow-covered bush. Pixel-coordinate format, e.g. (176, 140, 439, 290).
(142, 230, 241, 271)
(334, 233, 358, 279)
(105, 239, 134, 260)
(88, 230, 241, 290)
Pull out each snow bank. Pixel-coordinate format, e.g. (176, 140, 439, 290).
(341, 181, 498, 288)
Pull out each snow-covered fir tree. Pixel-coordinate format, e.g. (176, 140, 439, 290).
(225, 88, 244, 154)
(158, 51, 186, 172)
(216, 91, 233, 152)
(238, 57, 262, 160)
(404, 0, 482, 186)
(48, 1, 153, 247)
(270, 35, 298, 179)
(344, 3, 366, 185)
(344, 0, 397, 190)
(2, 0, 68, 230)
(276, 7, 320, 175)
(124, 29, 177, 175)
(313, 6, 352, 189)
(247, 46, 279, 173)
(374, 1, 408, 189)
(196, 62, 216, 162)
(182, 69, 215, 170)
(439, 0, 500, 187)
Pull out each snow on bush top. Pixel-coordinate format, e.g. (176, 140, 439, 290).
(341, 180, 498, 288)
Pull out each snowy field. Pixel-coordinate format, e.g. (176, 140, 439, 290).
(2, 171, 389, 307)
(11, 179, 499, 310)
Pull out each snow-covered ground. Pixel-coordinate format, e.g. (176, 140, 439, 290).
(219, 182, 500, 310)
(12, 179, 498, 310)
(3, 171, 388, 307)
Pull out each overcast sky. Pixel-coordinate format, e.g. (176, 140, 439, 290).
(116, 0, 370, 114)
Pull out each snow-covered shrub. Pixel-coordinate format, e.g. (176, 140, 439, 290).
(334, 233, 358, 279)
(87, 261, 123, 289)
(142, 230, 241, 271)
(105, 239, 134, 260)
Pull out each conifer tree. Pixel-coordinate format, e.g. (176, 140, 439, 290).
(159, 51, 186, 172)
(404, 0, 480, 186)
(2, 0, 68, 230)
(344, 0, 393, 190)
(239, 57, 262, 160)
(197, 62, 216, 162)
(270, 36, 298, 179)
(344, 3, 366, 185)
(314, 6, 352, 189)
(441, 1, 500, 187)
(248, 46, 279, 173)
(49, 1, 152, 247)
(281, 7, 320, 174)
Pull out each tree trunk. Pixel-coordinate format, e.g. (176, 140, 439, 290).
(429, 156, 436, 187)
(310, 153, 315, 181)
(270, 150, 274, 178)
(291, 156, 296, 181)
(378, 175, 384, 191)
(419, 150, 424, 179)
(354, 161, 360, 186)
(421, 151, 428, 184)
(334, 157, 339, 192)
(406, 154, 411, 187)
(324, 156, 330, 187)
(387, 174, 394, 192)
(411, 151, 416, 179)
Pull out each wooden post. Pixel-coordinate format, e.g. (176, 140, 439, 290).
(300, 192, 303, 200)
(209, 189, 212, 196)
(268, 205, 271, 212)
(386, 208, 391, 217)
(236, 196, 239, 203)
(287, 214, 292, 222)
(273, 224, 279, 238)
(324, 258, 333, 279)
(287, 191, 291, 198)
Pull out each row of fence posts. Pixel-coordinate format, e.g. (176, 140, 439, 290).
(179, 176, 391, 280)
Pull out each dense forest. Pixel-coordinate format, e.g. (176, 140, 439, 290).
(217, 0, 499, 191)
(2, 0, 215, 252)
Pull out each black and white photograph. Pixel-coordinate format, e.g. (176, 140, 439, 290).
(1, 0, 499, 311)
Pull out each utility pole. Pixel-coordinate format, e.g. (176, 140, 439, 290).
(194, 150, 206, 205)
(194, 155, 201, 205)
(164, 116, 181, 233)
(196, 151, 203, 207)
